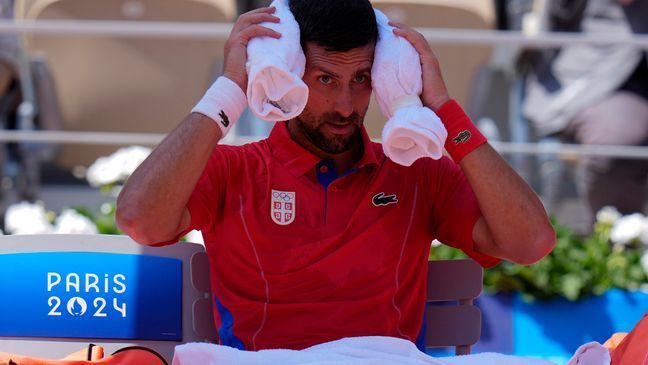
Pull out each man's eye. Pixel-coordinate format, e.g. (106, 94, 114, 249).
(318, 75, 332, 85)
(354, 75, 369, 83)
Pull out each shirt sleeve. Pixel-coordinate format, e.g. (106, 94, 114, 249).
(428, 157, 500, 268)
(182, 144, 234, 236)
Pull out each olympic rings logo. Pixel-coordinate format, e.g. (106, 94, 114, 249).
(272, 191, 295, 201)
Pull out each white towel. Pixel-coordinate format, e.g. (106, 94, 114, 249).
(372, 9, 447, 166)
(441, 352, 557, 365)
(173, 337, 445, 365)
(246, 0, 309, 121)
(566, 342, 611, 365)
(173, 336, 559, 365)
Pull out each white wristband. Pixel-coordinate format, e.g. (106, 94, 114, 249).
(191, 76, 247, 136)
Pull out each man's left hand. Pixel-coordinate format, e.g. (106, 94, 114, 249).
(390, 22, 450, 111)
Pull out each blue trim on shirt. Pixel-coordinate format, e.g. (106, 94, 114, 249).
(315, 159, 338, 188)
(342, 167, 358, 176)
(416, 309, 427, 351)
(315, 159, 359, 187)
(214, 294, 246, 349)
(316, 160, 359, 223)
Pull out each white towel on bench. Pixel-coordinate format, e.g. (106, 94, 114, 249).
(173, 336, 559, 365)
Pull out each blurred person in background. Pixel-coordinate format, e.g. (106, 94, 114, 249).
(0, 0, 16, 96)
(0, 0, 18, 137)
(0, 0, 20, 201)
(0, 0, 61, 204)
(523, 0, 648, 225)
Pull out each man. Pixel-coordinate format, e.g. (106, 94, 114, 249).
(0, 0, 18, 201)
(117, 0, 555, 352)
(0, 0, 16, 97)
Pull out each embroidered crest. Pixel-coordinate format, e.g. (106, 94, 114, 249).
(372, 192, 398, 206)
(271, 189, 296, 225)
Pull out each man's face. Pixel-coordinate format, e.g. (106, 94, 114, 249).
(292, 42, 374, 155)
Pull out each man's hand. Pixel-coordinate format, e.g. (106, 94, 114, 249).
(222, 7, 282, 91)
(390, 22, 450, 111)
(390, 23, 555, 265)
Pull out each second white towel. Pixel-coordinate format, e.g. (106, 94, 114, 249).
(246, 0, 309, 121)
(372, 9, 447, 166)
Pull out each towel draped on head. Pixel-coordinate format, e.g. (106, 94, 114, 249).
(246, 3, 447, 166)
(246, 0, 309, 121)
(372, 8, 447, 166)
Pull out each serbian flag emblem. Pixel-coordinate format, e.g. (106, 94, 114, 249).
(271, 189, 296, 225)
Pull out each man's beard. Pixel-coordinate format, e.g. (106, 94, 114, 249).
(295, 111, 363, 154)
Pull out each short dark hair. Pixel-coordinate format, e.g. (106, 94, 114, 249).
(289, 0, 377, 52)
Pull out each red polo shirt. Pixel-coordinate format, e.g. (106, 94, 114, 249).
(186, 110, 498, 351)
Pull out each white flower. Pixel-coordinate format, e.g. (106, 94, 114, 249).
(596, 206, 621, 225)
(100, 202, 114, 215)
(86, 146, 151, 187)
(186, 230, 204, 245)
(431, 239, 442, 247)
(641, 252, 648, 277)
(112, 146, 151, 177)
(5, 201, 54, 234)
(54, 209, 98, 234)
(86, 155, 122, 187)
(610, 213, 648, 245)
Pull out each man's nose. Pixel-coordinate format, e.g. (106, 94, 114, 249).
(333, 86, 354, 118)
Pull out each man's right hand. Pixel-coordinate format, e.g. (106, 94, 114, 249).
(222, 6, 281, 91)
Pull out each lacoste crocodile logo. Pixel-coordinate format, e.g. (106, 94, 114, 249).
(372, 192, 398, 206)
(452, 130, 472, 144)
(218, 110, 230, 127)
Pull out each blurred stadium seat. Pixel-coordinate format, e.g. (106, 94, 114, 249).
(15, 0, 236, 169)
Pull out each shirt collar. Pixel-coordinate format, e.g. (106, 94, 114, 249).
(267, 121, 379, 177)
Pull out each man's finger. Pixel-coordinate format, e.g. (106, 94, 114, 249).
(239, 25, 282, 44)
(392, 27, 417, 43)
(393, 27, 431, 52)
(232, 7, 278, 33)
(393, 27, 424, 42)
(239, 12, 280, 27)
(242, 6, 276, 16)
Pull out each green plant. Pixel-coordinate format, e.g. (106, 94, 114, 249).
(429, 216, 648, 302)
(72, 203, 121, 235)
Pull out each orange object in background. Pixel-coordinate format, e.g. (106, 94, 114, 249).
(610, 312, 648, 365)
(0, 345, 166, 365)
(604, 332, 628, 349)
